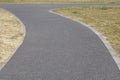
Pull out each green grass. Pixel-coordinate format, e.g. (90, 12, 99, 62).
(0, 0, 120, 3)
(0, 0, 13, 2)
(53, 7, 120, 55)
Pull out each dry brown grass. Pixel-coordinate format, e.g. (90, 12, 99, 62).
(0, 0, 120, 3)
(0, 9, 24, 66)
(14, 0, 120, 3)
(53, 7, 120, 56)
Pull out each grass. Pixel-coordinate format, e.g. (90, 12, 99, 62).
(0, 0, 120, 4)
(0, 9, 24, 66)
(53, 7, 120, 56)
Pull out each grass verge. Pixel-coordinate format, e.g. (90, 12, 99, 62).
(53, 7, 120, 56)
(0, 0, 120, 4)
(0, 9, 24, 67)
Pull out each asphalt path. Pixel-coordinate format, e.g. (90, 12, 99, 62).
(0, 4, 120, 80)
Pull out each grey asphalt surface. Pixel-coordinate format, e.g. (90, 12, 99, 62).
(0, 4, 120, 80)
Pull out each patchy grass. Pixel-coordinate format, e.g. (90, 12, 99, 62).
(0, 9, 24, 66)
(0, 0, 120, 4)
(53, 7, 120, 56)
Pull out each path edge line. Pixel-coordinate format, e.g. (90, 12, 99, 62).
(49, 9, 120, 70)
(0, 8, 26, 71)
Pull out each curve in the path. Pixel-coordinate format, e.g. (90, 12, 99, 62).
(0, 4, 120, 80)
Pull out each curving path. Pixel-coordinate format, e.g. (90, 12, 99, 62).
(0, 4, 120, 80)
